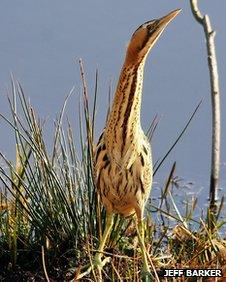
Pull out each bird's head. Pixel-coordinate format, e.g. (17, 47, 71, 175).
(125, 9, 181, 64)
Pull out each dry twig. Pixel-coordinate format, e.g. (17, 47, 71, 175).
(190, 0, 221, 213)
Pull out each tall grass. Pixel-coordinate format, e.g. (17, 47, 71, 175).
(0, 72, 225, 281)
(0, 77, 100, 275)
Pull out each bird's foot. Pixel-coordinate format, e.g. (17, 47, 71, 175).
(94, 253, 111, 267)
(75, 254, 111, 280)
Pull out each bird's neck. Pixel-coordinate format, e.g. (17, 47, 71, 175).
(105, 56, 146, 158)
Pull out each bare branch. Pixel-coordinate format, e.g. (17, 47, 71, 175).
(190, 0, 204, 24)
(190, 0, 221, 213)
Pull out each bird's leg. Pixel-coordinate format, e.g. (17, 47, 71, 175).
(135, 211, 152, 281)
(94, 212, 114, 271)
(76, 213, 114, 280)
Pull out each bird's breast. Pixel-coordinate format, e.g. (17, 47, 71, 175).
(94, 134, 152, 217)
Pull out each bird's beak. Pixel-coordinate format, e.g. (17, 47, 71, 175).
(158, 9, 181, 28)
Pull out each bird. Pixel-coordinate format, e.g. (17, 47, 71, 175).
(77, 8, 181, 281)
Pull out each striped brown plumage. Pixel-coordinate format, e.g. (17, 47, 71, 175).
(94, 61, 152, 221)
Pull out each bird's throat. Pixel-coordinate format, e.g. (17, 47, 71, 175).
(105, 59, 145, 159)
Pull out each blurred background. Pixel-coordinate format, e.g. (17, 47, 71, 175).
(0, 0, 225, 198)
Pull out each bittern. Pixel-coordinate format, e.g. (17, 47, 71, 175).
(77, 8, 181, 280)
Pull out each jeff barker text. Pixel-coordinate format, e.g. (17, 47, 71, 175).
(162, 269, 222, 277)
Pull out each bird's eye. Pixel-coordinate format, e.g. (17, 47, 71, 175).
(132, 20, 155, 36)
(147, 20, 159, 33)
